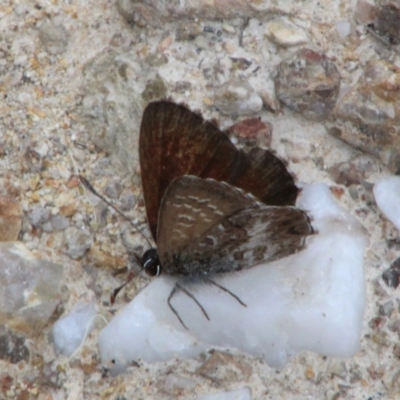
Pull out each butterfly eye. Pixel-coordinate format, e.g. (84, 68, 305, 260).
(141, 248, 162, 277)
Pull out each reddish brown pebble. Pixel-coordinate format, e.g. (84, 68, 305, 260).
(330, 186, 345, 199)
(66, 176, 81, 189)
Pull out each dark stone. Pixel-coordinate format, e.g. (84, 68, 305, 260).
(0, 325, 29, 364)
(382, 256, 400, 288)
(329, 59, 400, 173)
(382, 268, 400, 288)
(375, 1, 400, 44)
(275, 48, 340, 120)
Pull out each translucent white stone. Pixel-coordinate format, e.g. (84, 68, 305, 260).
(0, 242, 63, 334)
(99, 184, 368, 375)
(52, 301, 97, 357)
(373, 176, 400, 230)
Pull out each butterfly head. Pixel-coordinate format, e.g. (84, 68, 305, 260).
(141, 248, 162, 277)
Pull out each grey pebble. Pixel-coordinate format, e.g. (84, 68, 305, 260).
(28, 207, 50, 228)
(105, 181, 123, 199)
(64, 226, 93, 259)
(51, 215, 70, 231)
(379, 300, 394, 317)
(38, 20, 68, 55)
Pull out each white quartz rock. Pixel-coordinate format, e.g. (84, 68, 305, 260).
(0, 241, 63, 334)
(99, 184, 368, 375)
(373, 176, 400, 230)
(52, 300, 97, 357)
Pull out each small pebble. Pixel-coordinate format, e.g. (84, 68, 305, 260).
(38, 20, 69, 55)
(354, 0, 376, 24)
(104, 181, 123, 199)
(305, 366, 315, 379)
(142, 74, 167, 102)
(373, 176, 400, 230)
(0, 326, 29, 363)
(227, 117, 272, 149)
(28, 207, 50, 228)
(371, 331, 390, 346)
(375, 2, 400, 42)
(145, 52, 168, 67)
(275, 48, 340, 121)
(214, 78, 262, 116)
(51, 215, 70, 231)
(197, 351, 252, 382)
(176, 22, 202, 41)
(0, 242, 63, 334)
(119, 192, 135, 211)
(369, 316, 386, 330)
(335, 20, 352, 39)
(328, 161, 365, 186)
(42, 221, 53, 233)
(175, 80, 192, 94)
(0, 197, 22, 241)
(329, 360, 348, 379)
(230, 57, 252, 71)
(264, 18, 308, 47)
(332, 60, 400, 173)
(379, 300, 394, 317)
(349, 364, 362, 383)
(393, 343, 400, 358)
(382, 257, 400, 288)
(52, 301, 97, 357)
(156, 374, 198, 396)
(64, 226, 93, 259)
(348, 185, 359, 200)
(388, 319, 400, 334)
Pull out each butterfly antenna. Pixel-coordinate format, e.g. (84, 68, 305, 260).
(79, 175, 153, 249)
(205, 278, 247, 307)
(168, 283, 210, 330)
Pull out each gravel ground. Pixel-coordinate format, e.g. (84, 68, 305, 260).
(1, 0, 400, 399)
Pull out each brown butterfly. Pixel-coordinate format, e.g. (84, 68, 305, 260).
(139, 101, 314, 328)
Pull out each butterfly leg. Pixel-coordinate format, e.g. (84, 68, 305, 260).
(205, 278, 247, 307)
(167, 283, 210, 330)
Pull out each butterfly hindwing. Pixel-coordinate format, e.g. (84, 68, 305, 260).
(187, 204, 313, 274)
(157, 176, 313, 277)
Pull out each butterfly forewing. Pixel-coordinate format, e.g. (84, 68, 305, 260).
(139, 101, 299, 242)
(157, 176, 313, 277)
(140, 101, 238, 241)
